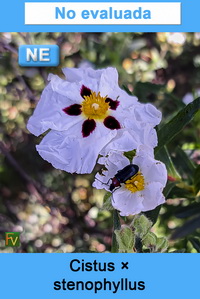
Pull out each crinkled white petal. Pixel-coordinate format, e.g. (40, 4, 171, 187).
(130, 103, 162, 126)
(27, 84, 81, 136)
(62, 67, 103, 83)
(101, 102, 159, 156)
(27, 84, 84, 136)
(100, 129, 140, 155)
(36, 123, 118, 174)
(98, 67, 119, 97)
(141, 181, 165, 211)
(62, 67, 117, 96)
(133, 146, 167, 186)
(48, 74, 82, 101)
(112, 186, 144, 216)
(101, 125, 158, 156)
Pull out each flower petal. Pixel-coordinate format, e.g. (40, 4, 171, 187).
(141, 182, 165, 211)
(112, 186, 144, 216)
(133, 146, 167, 186)
(36, 123, 117, 174)
(48, 73, 82, 101)
(27, 84, 81, 136)
(134, 103, 162, 126)
(98, 67, 119, 96)
(62, 67, 103, 83)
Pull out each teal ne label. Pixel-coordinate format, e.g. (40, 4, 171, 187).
(18, 45, 60, 67)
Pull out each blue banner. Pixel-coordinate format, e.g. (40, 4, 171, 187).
(0, 0, 199, 32)
(0, 253, 199, 298)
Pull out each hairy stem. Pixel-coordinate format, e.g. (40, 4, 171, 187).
(111, 210, 121, 253)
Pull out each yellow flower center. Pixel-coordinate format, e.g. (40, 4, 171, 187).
(125, 172, 145, 193)
(82, 91, 109, 120)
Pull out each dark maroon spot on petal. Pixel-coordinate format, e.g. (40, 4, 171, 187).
(105, 98, 120, 110)
(80, 85, 92, 98)
(82, 119, 96, 137)
(104, 116, 121, 130)
(63, 104, 82, 116)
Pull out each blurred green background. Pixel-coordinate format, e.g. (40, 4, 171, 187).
(0, 32, 200, 253)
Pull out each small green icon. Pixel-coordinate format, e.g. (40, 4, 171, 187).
(5, 232, 20, 247)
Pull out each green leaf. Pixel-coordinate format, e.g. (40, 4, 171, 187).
(143, 205, 162, 226)
(171, 215, 200, 240)
(167, 185, 194, 199)
(155, 146, 181, 180)
(160, 92, 185, 110)
(124, 150, 136, 162)
(175, 146, 196, 182)
(155, 97, 200, 154)
(102, 191, 113, 211)
(115, 226, 134, 252)
(194, 165, 200, 195)
(142, 232, 157, 247)
(156, 237, 168, 253)
(189, 237, 200, 252)
(122, 85, 133, 96)
(175, 203, 200, 219)
(130, 214, 152, 238)
(163, 181, 177, 198)
(134, 82, 164, 103)
(169, 249, 186, 253)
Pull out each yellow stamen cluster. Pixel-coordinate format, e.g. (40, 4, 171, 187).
(125, 172, 145, 193)
(82, 91, 109, 120)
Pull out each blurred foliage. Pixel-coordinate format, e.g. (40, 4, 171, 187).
(0, 32, 200, 253)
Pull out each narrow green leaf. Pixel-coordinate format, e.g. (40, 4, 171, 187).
(163, 182, 177, 198)
(155, 146, 181, 180)
(169, 249, 186, 253)
(122, 85, 133, 96)
(189, 237, 200, 252)
(194, 165, 200, 195)
(167, 185, 194, 199)
(171, 215, 200, 240)
(175, 146, 196, 182)
(175, 203, 200, 219)
(155, 97, 200, 154)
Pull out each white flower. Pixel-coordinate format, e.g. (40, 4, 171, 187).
(27, 67, 161, 174)
(93, 146, 167, 216)
(182, 89, 200, 105)
(167, 33, 186, 46)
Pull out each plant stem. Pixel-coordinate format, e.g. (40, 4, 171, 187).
(111, 210, 121, 253)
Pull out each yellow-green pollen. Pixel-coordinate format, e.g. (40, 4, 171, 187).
(125, 172, 145, 193)
(82, 91, 109, 120)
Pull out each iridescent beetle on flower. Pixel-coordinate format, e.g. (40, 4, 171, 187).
(93, 146, 167, 216)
